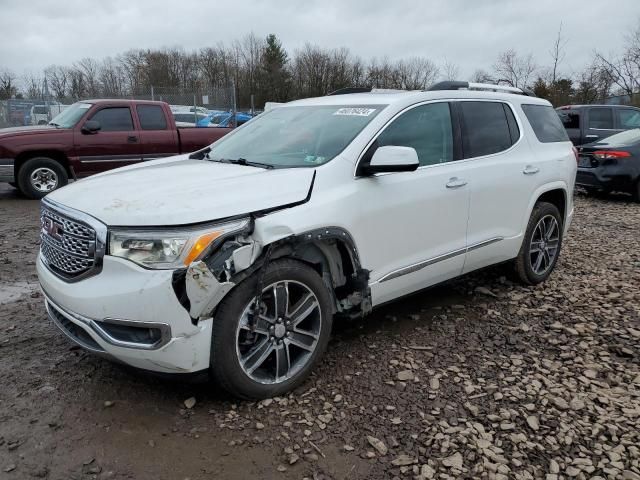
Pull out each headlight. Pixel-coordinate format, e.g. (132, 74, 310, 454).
(109, 218, 250, 269)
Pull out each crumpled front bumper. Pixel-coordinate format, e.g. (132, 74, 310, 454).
(37, 253, 213, 374)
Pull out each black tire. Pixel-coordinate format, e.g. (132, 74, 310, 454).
(210, 258, 333, 399)
(515, 202, 563, 285)
(17, 157, 68, 199)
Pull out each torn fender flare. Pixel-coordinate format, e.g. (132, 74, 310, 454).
(185, 261, 234, 319)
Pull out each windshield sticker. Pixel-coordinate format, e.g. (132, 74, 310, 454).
(333, 107, 376, 117)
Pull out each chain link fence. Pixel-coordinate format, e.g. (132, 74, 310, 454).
(0, 85, 244, 128)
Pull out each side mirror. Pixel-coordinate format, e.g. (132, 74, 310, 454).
(360, 146, 419, 175)
(81, 120, 101, 134)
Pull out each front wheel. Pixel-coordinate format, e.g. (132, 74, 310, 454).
(210, 259, 333, 399)
(17, 157, 68, 199)
(514, 202, 563, 285)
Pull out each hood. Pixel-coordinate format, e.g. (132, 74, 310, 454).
(47, 156, 315, 226)
(0, 125, 59, 138)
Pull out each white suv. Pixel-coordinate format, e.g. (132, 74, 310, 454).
(37, 82, 577, 398)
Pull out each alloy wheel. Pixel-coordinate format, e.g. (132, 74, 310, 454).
(30, 167, 58, 193)
(235, 280, 322, 384)
(529, 214, 560, 275)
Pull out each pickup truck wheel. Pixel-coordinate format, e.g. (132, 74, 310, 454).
(514, 202, 563, 285)
(17, 157, 68, 199)
(210, 259, 333, 399)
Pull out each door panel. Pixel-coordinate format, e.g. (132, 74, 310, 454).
(361, 166, 470, 305)
(350, 101, 469, 306)
(458, 101, 538, 274)
(73, 106, 142, 177)
(136, 104, 179, 161)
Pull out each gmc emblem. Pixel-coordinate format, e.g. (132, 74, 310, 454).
(42, 217, 64, 241)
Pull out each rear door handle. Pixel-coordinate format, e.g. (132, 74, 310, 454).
(446, 177, 467, 189)
(523, 165, 539, 175)
(127, 135, 138, 143)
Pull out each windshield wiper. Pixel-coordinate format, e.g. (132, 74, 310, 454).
(48, 122, 60, 127)
(213, 158, 275, 169)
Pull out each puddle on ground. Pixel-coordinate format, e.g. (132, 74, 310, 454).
(0, 282, 39, 304)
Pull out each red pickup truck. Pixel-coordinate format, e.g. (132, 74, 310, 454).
(0, 99, 233, 199)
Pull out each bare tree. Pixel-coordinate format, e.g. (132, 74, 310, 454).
(441, 60, 460, 81)
(471, 69, 494, 83)
(596, 21, 640, 101)
(22, 71, 44, 98)
(550, 22, 567, 84)
(76, 58, 100, 97)
(493, 50, 537, 89)
(44, 65, 70, 100)
(0, 68, 17, 99)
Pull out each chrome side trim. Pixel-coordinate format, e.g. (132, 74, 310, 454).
(466, 237, 504, 252)
(43, 292, 172, 351)
(375, 237, 504, 283)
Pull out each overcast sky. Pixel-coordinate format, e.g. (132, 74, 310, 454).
(1, 0, 639, 80)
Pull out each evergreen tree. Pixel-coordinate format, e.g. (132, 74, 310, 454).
(258, 34, 291, 106)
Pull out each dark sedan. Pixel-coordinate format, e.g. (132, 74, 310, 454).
(576, 128, 640, 201)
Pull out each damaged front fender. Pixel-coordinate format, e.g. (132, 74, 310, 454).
(185, 261, 235, 319)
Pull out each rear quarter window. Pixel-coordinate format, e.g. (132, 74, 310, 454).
(522, 104, 569, 143)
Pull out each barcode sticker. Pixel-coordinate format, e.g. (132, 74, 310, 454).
(333, 108, 376, 116)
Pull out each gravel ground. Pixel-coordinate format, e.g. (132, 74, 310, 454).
(0, 184, 639, 480)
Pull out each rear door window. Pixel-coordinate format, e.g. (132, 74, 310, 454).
(460, 101, 514, 158)
(90, 107, 134, 131)
(521, 104, 570, 143)
(588, 108, 614, 129)
(617, 109, 640, 129)
(137, 105, 167, 130)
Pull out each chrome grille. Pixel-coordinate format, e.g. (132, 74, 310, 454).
(40, 206, 97, 279)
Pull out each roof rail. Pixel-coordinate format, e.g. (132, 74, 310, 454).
(328, 87, 372, 96)
(427, 81, 536, 97)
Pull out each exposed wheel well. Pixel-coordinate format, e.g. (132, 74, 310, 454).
(536, 189, 566, 225)
(14, 151, 72, 181)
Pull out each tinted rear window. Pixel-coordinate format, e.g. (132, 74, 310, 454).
(137, 105, 167, 130)
(522, 104, 569, 143)
(460, 101, 514, 158)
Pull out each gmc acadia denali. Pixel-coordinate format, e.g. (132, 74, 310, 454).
(37, 82, 577, 398)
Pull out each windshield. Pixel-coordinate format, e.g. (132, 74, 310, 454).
(50, 102, 92, 128)
(597, 128, 640, 146)
(208, 105, 384, 167)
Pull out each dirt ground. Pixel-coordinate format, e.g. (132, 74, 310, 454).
(1, 184, 639, 480)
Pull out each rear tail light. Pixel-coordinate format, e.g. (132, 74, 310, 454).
(572, 146, 579, 164)
(593, 150, 631, 160)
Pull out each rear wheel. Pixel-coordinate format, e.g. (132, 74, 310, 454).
(17, 157, 68, 199)
(515, 202, 563, 285)
(210, 259, 333, 399)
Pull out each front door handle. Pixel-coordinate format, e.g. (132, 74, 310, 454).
(523, 165, 540, 175)
(127, 135, 138, 143)
(585, 134, 599, 139)
(446, 177, 467, 189)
